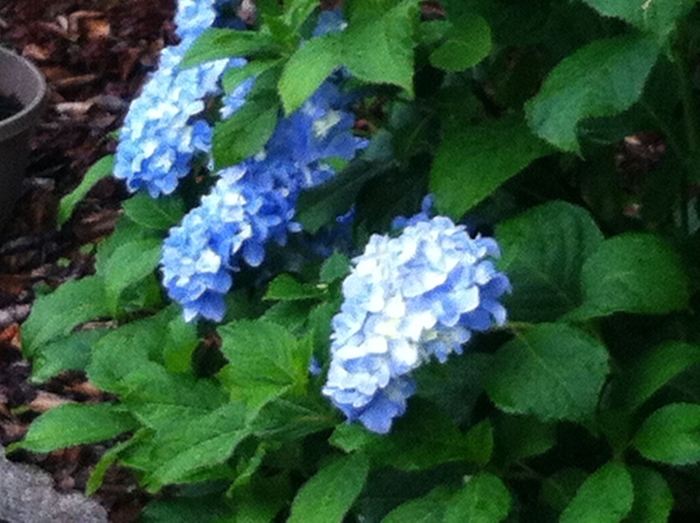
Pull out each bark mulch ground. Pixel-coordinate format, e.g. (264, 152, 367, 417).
(0, 1, 177, 520)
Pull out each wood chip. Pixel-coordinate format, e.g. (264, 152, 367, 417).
(26, 391, 74, 413)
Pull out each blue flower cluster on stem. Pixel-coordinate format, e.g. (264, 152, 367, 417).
(323, 209, 510, 433)
(161, 82, 367, 321)
(113, 0, 243, 197)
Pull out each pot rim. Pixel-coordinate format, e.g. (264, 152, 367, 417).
(0, 46, 47, 141)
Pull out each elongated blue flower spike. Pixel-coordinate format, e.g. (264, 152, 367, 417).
(323, 207, 510, 433)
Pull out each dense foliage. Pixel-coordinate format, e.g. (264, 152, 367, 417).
(12, 0, 700, 520)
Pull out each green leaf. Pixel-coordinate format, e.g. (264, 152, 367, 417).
(181, 28, 276, 68)
(218, 320, 310, 408)
(445, 472, 511, 523)
(279, 34, 342, 114)
(283, 0, 321, 31)
(340, 0, 419, 95)
(494, 414, 556, 463)
(382, 486, 455, 523)
(495, 201, 603, 322)
(262, 300, 315, 331)
(462, 419, 495, 466)
(264, 274, 327, 301)
(100, 237, 162, 313)
(249, 394, 337, 441)
(87, 429, 147, 495)
(22, 275, 109, 357)
(569, 233, 690, 320)
(16, 403, 138, 452)
(541, 468, 589, 512)
(213, 94, 280, 169)
(431, 115, 552, 218)
(320, 251, 351, 283)
(134, 403, 249, 491)
(633, 403, 700, 465)
(87, 308, 226, 409)
(222, 59, 280, 93)
(611, 342, 700, 412)
(297, 160, 391, 234)
(416, 352, 492, 425)
(122, 193, 185, 231)
(525, 35, 660, 152)
(560, 462, 633, 523)
(582, 0, 695, 44)
(150, 411, 245, 488)
(58, 155, 114, 225)
(288, 452, 370, 523)
(140, 495, 233, 523)
(163, 315, 199, 373)
(94, 216, 156, 275)
(627, 466, 674, 523)
(331, 400, 486, 471)
(430, 13, 492, 71)
(31, 329, 107, 383)
(486, 323, 610, 422)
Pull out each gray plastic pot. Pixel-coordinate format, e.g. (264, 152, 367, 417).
(0, 46, 47, 230)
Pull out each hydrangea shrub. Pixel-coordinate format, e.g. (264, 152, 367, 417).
(16, 0, 700, 520)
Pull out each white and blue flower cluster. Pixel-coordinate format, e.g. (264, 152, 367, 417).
(322, 212, 510, 433)
(113, 0, 242, 197)
(161, 82, 366, 322)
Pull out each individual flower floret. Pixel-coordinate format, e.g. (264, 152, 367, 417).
(323, 211, 510, 434)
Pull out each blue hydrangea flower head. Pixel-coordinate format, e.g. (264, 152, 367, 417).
(323, 210, 510, 433)
(114, 1, 249, 198)
(174, 0, 219, 44)
(266, 81, 367, 165)
(161, 151, 340, 322)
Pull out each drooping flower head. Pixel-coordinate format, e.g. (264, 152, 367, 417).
(323, 205, 510, 433)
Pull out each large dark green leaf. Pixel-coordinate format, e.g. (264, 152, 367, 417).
(525, 35, 660, 152)
(560, 462, 633, 523)
(181, 28, 276, 67)
(288, 452, 369, 523)
(633, 403, 700, 465)
(278, 34, 343, 114)
(430, 12, 492, 71)
(569, 233, 690, 320)
(218, 320, 310, 408)
(582, 0, 695, 44)
(431, 115, 552, 219)
(610, 342, 700, 412)
(627, 466, 674, 523)
(213, 94, 280, 169)
(445, 473, 511, 522)
(22, 276, 109, 357)
(122, 193, 185, 231)
(496, 201, 603, 322)
(486, 323, 609, 422)
(15, 403, 138, 453)
(340, 0, 419, 96)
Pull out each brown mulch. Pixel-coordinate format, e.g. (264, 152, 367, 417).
(0, 0, 177, 520)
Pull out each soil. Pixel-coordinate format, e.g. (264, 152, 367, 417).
(0, 93, 23, 121)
